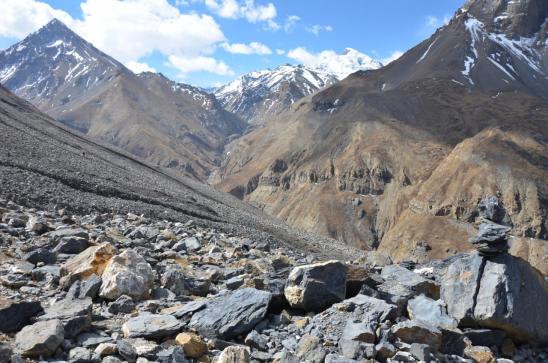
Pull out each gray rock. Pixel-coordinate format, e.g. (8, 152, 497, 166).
(69, 347, 92, 363)
(48, 228, 89, 242)
(15, 319, 64, 358)
(24, 248, 57, 265)
(217, 346, 250, 363)
(407, 294, 457, 329)
(442, 253, 548, 343)
(285, 260, 347, 312)
(225, 276, 244, 290)
(325, 354, 360, 363)
(375, 341, 396, 360)
(0, 273, 28, 288)
(26, 216, 49, 234)
(440, 328, 468, 356)
(341, 320, 375, 343)
(108, 295, 135, 314)
(116, 340, 137, 362)
(182, 237, 201, 251)
(32, 265, 61, 281)
(0, 299, 43, 333)
(54, 236, 89, 254)
(338, 340, 374, 360)
(244, 330, 267, 351)
(470, 223, 511, 255)
(376, 264, 440, 310)
(99, 249, 154, 301)
(184, 275, 211, 296)
(161, 265, 186, 296)
(295, 335, 326, 363)
(477, 196, 506, 223)
(38, 298, 92, 338)
(0, 343, 11, 363)
(122, 313, 183, 339)
(189, 288, 271, 339)
(410, 343, 432, 361)
(77, 274, 102, 299)
(391, 320, 442, 350)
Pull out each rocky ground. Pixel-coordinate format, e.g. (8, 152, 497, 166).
(0, 198, 546, 363)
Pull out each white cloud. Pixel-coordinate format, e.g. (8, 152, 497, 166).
(287, 47, 381, 79)
(221, 41, 272, 55)
(125, 61, 157, 74)
(203, 0, 278, 29)
(423, 14, 450, 34)
(381, 51, 403, 65)
(0, 0, 74, 38)
(275, 49, 285, 55)
(305, 24, 333, 36)
(168, 54, 234, 77)
(283, 15, 300, 32)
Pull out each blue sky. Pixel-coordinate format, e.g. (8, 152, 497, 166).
(0, 0, 462, 87)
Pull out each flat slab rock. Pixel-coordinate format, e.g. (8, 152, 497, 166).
(15, 319, 64, 358)
(189, 288, 271, 339)
(122, 313, 183, 339)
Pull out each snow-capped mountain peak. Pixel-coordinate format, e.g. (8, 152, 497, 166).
(215, 64, 338, 125)
(305, 47, 383, 80)
(0, 19, 124, 107)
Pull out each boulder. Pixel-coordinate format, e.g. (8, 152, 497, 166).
(295, 335, 327, 363)
(391, 320, 442, 350)
(463, 329, 506, 348)
(15, 319, 64, 358)
(63, 242, 116, 281)
(441, 253, 548, 343)
(67, 274, 102, 300)
(284, 260, 347, 312)
(175, 332, 207, 358)
(26, 216, 49, 234)
(122, 313, 183, 339)
(99, 249, 154, 301)
(376, 265, 440, 309)
(182, 237, 201, 251)
(189, 288, 271, 339)
(463, 346, 497, 363)
(341, 321, 375, 344)
(38, 297, 92, 337)
(477, 196, 506, 223)
(161, 265, 186, 296)
(108, 295, 136, 314)
(69, 347, 92, 363)
(407, 294, 457, 329)
(217, 346, 250, 363)
(0, 299, 43, 333)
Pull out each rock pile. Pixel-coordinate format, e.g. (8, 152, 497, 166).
(0, 199, 546, 363)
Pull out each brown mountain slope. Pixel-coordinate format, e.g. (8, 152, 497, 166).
(0, 19, 245, 180)
(213, 0, 548, 267)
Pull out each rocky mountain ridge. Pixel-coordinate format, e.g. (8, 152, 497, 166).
(0, 19, 245, 180)
(213, 0, 548, 266)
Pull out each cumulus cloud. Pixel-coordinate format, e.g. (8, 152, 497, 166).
(168, 55, 234, 76)
(283, 15, 300, 32)
(221, 41, 272, 55)
(381, 51, 403, 65)
(125, 61, 157, 74)
(0, 0, 232, 77)
(275, 49, 285, 55)
(0, 0, 74, 38)
(203, 0, 278, 28)
(305, 24, 333, 36)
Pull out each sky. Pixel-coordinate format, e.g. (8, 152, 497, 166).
(0, 0, 462, 87)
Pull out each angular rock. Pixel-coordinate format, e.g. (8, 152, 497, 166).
(54, 236, 89, 254)
(463, 329, 506, 348)
(391, 320, 442, 350)
(410, 343, 432, 361)
(442, 253, 548, 343)
(189, 288, 271, 339)
(69, 274, 102, 300)
(0, 299, 43, 333)
(375, 341, 396, 360)
(95, 343, 117, 357)
(116, 340, 137, 362)
(26, 216, 49, 234)
(341, 320, 375, 343)
(244, 330, 267, 351)
(182, 237, 201, 251)
(295, 335, 327, 363)
(15, 319, 64, 358)
(407, 294, 457, 329)
(175, 332, 207, 358)
(99, 249, 154, 301)
(463, 345, 496, 363)
(69, 347, 92, 363)
(122, 313, 183, 339)
(477, 196, 506, 223)
(218, 346, 250, 363)
(377, 264, 440, 309)
(285, 260, 347, 312)
(108, 295, 135, 314)
(470, 223, 511, 255)
(161, 265, 186, 296)
(38, 298, 92, 338)
(24, 248, 57, 265)
(63, 243, 116, 281)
